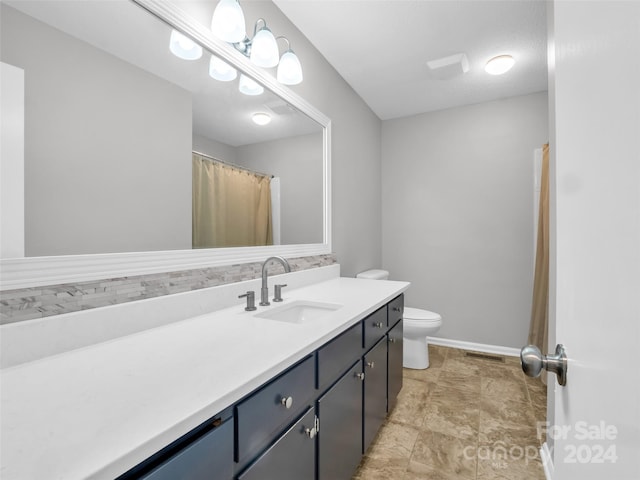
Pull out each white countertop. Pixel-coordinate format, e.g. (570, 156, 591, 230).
(0, 276, 408, 480)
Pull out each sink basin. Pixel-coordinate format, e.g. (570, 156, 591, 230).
(255, 301, 342, 325)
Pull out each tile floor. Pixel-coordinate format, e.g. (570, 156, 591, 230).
(353, 345, 547, 480)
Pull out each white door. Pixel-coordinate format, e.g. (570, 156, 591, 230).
(544, 1, 640, 479)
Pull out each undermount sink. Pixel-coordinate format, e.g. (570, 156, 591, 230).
(255, 301, 343, 325)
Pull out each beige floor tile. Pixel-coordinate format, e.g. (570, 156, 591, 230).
(403, 365, 442, 384)
(410, 430, 477, 480)
(480, 362, 525, 382)
(389, 378, 437, 428)
(354, 456, 408, 479)
(367, 420, 421, 461)
(476, 444, 546, 480)
(404, 459, 465, 480)
(480, 377, 530, 405)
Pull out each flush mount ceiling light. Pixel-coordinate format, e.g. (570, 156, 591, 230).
(485, 55, 515, 75)
(169, 29, 203, 60)
(252, 112, 272, 125)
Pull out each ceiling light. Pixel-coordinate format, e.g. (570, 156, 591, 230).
(169, 29, 203, 60)
(276, 37, 303, 85)
(211, 0, 246, 43)
(485, 55, 515, 75)
(249, 19, 279, 68)
(209, 55, 237, 82)
(239, 74, 264, 96)
(252, 112, 271, 125)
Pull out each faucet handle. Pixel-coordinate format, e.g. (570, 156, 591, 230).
(238, 291, 257, 311)
(273, 284, 288, 302)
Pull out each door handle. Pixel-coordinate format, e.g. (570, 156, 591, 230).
(520, 343, 568, 386)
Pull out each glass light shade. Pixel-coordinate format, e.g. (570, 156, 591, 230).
(485, 55, 515, 75)
(169, 30, 203, 60)
(209, 56, 237, 82)
(277, 50, 303, 85)
(249, 27, 279, 68)
(211, 0, 246, 43)
(239, 74, 264, 96)
(252, 112, 271, 125)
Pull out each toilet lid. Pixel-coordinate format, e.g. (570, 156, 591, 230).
(404, 307, 442, 321)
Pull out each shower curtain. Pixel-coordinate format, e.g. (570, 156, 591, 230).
(192, 153, 273, 248)
(528, 144, 549, 364)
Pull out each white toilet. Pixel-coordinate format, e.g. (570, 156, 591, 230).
(356, 270, 443, 369)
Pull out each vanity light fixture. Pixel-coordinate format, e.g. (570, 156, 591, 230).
(485, 55, 515, 75)
(239, 74, 264, 96)
(252, 112, 272, 125)
(248, 19, 279, 68)
(211, 0, 246, 43)
(169, 29, 203, 60)
(276, 37, 303, 85)
(209, 55, 237, 81)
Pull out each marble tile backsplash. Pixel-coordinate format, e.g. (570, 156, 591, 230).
(0, 254, 337, 325)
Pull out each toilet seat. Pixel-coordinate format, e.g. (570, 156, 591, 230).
(403, 307, 442, 326)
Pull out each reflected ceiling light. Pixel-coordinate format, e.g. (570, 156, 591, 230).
(169, 29, 203, 60)
(485, 55, 515, 75)
(239, 74, 264, 96)
(249, 19, 279, 68)
(211, 0, 246, 43)
(209, 55, 237, 81)
(276, 37, 303, 85)
(252, 112, 271, 125)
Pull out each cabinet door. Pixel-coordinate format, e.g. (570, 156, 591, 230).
(363, 337, 388, 453)
(387, 320, 404, 412)
(237, 407, 316, 480)
(317, 361, 363, 480)
(139, 418, 233, 480)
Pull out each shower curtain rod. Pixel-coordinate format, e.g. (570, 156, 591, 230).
(192, 150, 274, 179)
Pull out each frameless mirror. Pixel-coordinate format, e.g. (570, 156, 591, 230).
(0, 0, 326, 258)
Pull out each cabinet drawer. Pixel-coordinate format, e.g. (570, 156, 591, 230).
(237, 407, 316, 480)
(317, 322, 362, 390)
(388, 294, 404, 328)
(363, 306, 388, 351)
(140, 418, 233, 480)
(236, 355, 315, 464)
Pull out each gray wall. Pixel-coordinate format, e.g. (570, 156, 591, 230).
(237, 132, 324, 245)
(1, 5, 192, 256)
(381, 92, 548, 348)
(234, 1, 383, 276)
(193, 134, 238, 164)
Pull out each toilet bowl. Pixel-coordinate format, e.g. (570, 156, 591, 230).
(356, 269, 443, 370)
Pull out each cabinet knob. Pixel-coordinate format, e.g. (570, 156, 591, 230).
(355, 372, 365, 381)
(366, 361, 375, 369)
(280, 396, 293, 409)
(392, 306, 402, 312)
(373, 321, 384, 328)
(389, 337, 397, 344)
(304, 427, 317, 439)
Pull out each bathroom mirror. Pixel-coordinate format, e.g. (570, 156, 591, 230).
(0, 0, 331, 288)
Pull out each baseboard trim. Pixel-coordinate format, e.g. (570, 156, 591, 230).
(426, 337, 521, 357)
(540, 442, 554, 479)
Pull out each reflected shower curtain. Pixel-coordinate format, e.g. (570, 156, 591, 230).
(192, 153, 273, 248)
(528, 144, 550, 365)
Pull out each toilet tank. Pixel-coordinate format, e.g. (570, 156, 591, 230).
(356, 269, 389, 280)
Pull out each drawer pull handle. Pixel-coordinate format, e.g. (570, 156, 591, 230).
(366, 361, 375, 369)
(389, 337, 397, 344)
(373, 321, 384, 328)
(392, 306, 402, 312)
(280, 396, 293, 409)
(304, 427, 317, 439)
(355, 372, 365, 381)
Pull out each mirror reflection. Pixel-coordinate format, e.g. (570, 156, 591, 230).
(0, 0, 324, 257)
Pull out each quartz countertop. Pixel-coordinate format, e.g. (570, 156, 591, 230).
(0, 276, 409, 480)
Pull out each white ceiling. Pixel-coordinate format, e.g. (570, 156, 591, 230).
(274, 0, 548, 120)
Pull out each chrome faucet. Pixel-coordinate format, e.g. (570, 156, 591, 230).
(260, 256, 291, 306)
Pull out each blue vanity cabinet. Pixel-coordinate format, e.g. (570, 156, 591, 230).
(235, 355, 315, 468)
(316, 321, 362, 391)
(134, 417, 233, 480)
(237, 407, 316, 480)
(363, 336, 388, 453)
(363, 306, 388, 352)
(387, 319, 404, 413)
(317, 361, 364, 480)
(388, 295, 404, 327)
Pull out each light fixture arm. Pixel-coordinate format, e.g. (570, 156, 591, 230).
(276, 35, 291, 51)
(233, 19, 274, 58)
(252, 18, 268, 37)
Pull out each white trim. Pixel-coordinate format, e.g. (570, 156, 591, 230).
(540, 442, 554, 480)
(0, 0, 332, 291)
(426, 336, 521, 357)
